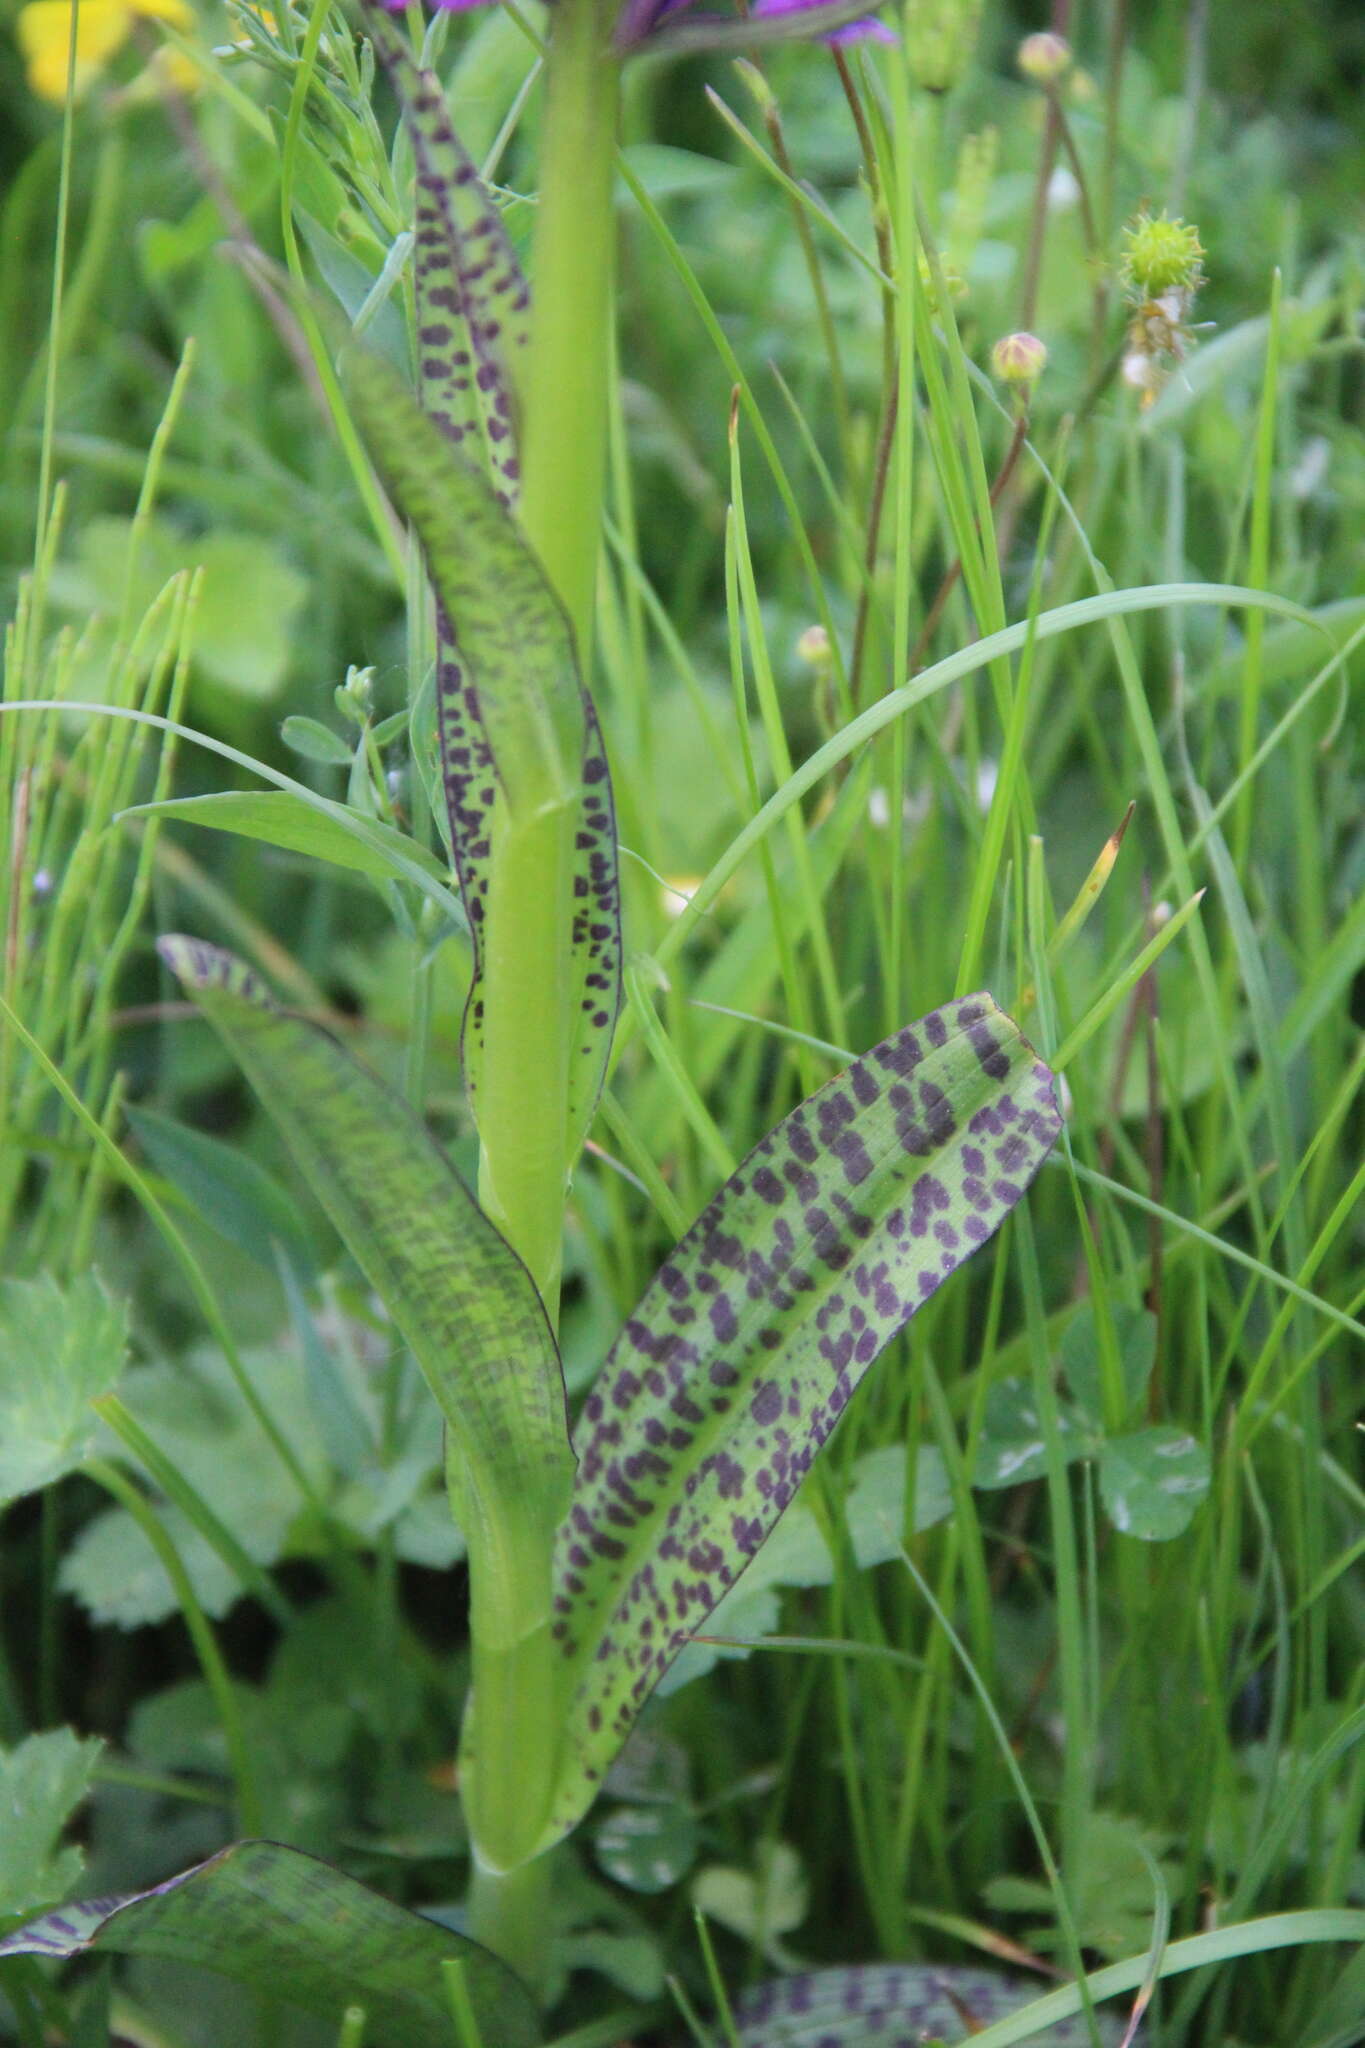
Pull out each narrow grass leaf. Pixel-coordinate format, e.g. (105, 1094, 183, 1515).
(544, 995, 1060, 1845)
(0, 1840, 540, 2048)
(158, 937, 574, 1645)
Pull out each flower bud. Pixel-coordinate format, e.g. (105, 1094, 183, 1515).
(796, 624, 831, 669)
(991, 331, 1048, 386)
(1017, 31, 1071, 85)
(904, 0, 983, 93)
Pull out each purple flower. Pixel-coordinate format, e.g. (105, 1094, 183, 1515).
(381, 0, 893, 55)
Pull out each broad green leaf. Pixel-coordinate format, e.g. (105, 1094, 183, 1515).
(1059, 1303, 1156, 1426)
(159, 936, 574, 1647)
(363, 0, 527, 504)
(0, 1731, 102, 1920)
(844, 1442, 953, 1566)
(126, 1104, 317, 1276)
(343, 345, 621, 1161)
(0, 1839, 541, 2047)
(593, 1803, 700, 1894)
(127, 789, 453, 891)
(1099, 1426, 1211, 1540)
(985, 1811, 1177, 1962)
(973, 1375, 1083, 1490)
(543, 995, 1060, 1848)
(0, 1274, 128, 1506)
(728, 1963, 1121, 2046)
(60, 1352, 320, 1627)
(694, 1841, 808, 1965)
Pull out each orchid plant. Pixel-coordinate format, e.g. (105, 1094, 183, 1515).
(0, 0, 1068, 2036)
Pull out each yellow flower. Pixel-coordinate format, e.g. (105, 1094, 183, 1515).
(17, 0, 193, 103)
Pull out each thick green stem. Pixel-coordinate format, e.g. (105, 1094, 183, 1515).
(515, 0, 621, 664)
(465, 0, 620, 1965)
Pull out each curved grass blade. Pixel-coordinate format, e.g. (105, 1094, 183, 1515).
(158, 937, 573, 1647)
(0, 1839, 541, 2048)
(362, 0, 526, 506)
(728, 1963, 1120, 2046)
(542, 995, 1060, 1847)
(343, 346, 621, 1164)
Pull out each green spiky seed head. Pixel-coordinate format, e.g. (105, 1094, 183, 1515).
(1119, 210, 1206, 301)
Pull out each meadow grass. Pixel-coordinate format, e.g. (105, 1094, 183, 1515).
(0, 1, 1361, 2043)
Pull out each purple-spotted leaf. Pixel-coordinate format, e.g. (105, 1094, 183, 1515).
(343, 345, 621, 1168)
(0, 1839, 541, 2047)
(727, 1963, 1120, 2046)
(541, 996, 1060, 1849)
(157, 937, 573, 1649)
(363, 0, 526, 506)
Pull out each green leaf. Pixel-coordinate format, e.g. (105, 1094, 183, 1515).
(0, 1274, 128, 1507)
(973, 1376, 1085, 1490)
(1060, 1303, 1156, 1425)
(544, 995, 1060, 1848)
(593, 1803, 700, 1894)
(0, 1839, 541, 2047)
(0, 1730, 103, 1920)
(693, 1841, 808, 1965)
(844, 1442, 953, 1566)
(1099, 1426, 1211, 1541)
(342, 345, 621, 1164)
(363, 0, 528, 505)
(728, 1963, 1121, 2045)
(127, 790, 453, 891)
(281, 714, 355, 765)
(158, 937, 574, 1647)
(126, 1104, 317, 1277)
(60, 1353, 318, 1627)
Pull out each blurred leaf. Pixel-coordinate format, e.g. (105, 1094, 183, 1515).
(60, 1353, 318, 1628)
(973, 1377, 1084, 1491)
(46, 515, 307, 702)
(1099, 1427, 1211, 1541)
(593, 1803, 700, 1894)
(0, 1839, 541, 2047)
(545, 996, 1060, 1849)
(0, 1730, 103, 1921)
(844, 1442, 953, 1566)
(126, 1104, 316, 1277)
(729, 1962, 1121, 2045)
(0, 1274, 128, 1507)
(1059, 1304, 1156, 1426)
(693, 1841, 807, 1965)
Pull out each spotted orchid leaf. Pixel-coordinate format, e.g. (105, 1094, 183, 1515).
(157, 937, 574, 1649)
(727, 1962, 1120, 2046)
(540, 996, 1060, 1850)
(363, 0, 526, 506)
(343, 345, 621, 1170)
(0, 1839, 541, 2048)
(632, 0, 893, 53)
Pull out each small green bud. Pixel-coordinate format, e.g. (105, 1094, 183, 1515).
(991, 331, 1048, 385)
(1119, 209, 1206, 302)
(1017, 31, 1071, 85)
(796, 624, 831, 669)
